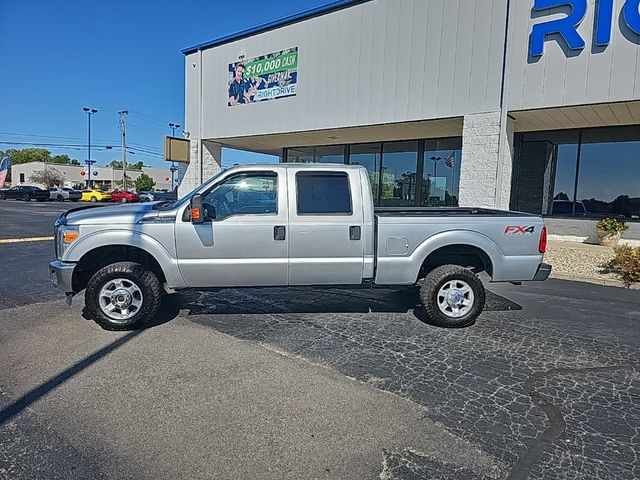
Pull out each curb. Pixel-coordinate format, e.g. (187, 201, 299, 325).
(550, 273, 640, 290)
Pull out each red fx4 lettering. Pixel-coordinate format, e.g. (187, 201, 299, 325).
(504, 225, 536, 235)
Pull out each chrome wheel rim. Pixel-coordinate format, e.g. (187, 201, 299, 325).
(437, 279, 474, 318)
(98, 278, 144, 323)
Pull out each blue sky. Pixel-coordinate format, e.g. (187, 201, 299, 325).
(0, 0, 329, 169)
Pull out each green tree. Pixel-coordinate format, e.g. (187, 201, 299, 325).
(29, 168, 64, 188)
(134, 173, 155, 192)
(5, 148, 51, 165)
(51, 154, 72, 164)
(110, 160, 144, 170)
(71, 159, 81, 165)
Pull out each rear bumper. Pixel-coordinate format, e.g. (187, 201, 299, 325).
(533, 263, 552, 281)
(49, 260, 75, 293)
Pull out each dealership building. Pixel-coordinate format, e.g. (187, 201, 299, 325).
(178, 0, 640, 241)
(12, 162, 173, 192)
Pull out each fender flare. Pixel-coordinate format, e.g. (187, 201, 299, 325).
(408, 230, 504, 281)
(65, 230, 187, 289)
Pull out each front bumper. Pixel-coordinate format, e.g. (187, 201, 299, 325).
(49, 260, 75, 293)
(533, 262, 552, 281)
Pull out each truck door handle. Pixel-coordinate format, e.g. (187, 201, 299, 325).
(274, 225, 286, 241)
(349, 226, 361, 241)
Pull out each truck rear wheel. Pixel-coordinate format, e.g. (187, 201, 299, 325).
(419, 265, 485, 328)
(84, 261, 162, 331)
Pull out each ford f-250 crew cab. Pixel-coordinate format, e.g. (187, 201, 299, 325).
(50, 163, 551, 330)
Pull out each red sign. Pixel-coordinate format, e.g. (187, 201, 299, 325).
(80, 170, 86, 176)
(165, 176, 170, 181)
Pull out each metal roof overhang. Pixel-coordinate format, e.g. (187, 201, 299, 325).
(511, 100, 640, 132)
(208, 117, 464, 155)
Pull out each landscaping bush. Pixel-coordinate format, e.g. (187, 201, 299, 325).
(596, 218, 629, 234)
(604, 245, 640, 287)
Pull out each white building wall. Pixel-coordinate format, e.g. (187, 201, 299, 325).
(507, 0, 640, 110)
(186, 0, 509, 142)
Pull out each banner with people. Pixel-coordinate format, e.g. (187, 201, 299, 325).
(227, 47, 298, 107)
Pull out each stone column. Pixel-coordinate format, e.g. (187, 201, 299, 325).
(177, 140, 222, 197)
(458, 112, 514, 210)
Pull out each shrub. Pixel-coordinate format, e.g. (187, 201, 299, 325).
(604, 245, 640, 287)
(596, 218, 629, 234)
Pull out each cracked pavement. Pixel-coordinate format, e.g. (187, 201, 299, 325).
(1, 203, 639, 478)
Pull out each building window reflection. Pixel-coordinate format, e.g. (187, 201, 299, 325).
(284, 136, 462, 207)
(513, 126, 640, 219)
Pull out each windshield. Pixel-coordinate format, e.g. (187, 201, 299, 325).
(158, 169, 227, 210)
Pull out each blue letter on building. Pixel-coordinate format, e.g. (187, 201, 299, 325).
(623, 0, 640, 35)
(594, 0, 614, 46)
(529, 0, 588, 56)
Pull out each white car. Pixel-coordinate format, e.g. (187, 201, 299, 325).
(49, 187, 82, 202)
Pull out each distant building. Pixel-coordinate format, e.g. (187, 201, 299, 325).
(11, 162, 173, 191)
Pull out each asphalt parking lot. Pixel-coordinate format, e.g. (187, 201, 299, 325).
(0, 201, 638, 479)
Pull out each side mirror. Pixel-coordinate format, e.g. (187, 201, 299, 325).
(190, 194, 205, 224)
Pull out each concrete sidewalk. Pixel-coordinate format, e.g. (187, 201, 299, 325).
(0, 300, 497, 480)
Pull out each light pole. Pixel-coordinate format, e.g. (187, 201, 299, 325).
(430, 156, 443, 179)
(83, 107, 98, 188)
(168, 122, 181, 192)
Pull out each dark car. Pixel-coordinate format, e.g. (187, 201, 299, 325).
(138, 190, 177, 202)
(0, 185, 50, 201)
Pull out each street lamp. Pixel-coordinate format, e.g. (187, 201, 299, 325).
(168, 122, 181, 192)
(169, 122, 181, 137)
(430, 156, 443, 179)
(83, 107, 98, 188)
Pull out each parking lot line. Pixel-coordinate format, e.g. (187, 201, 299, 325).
(0, 236, 54, 244)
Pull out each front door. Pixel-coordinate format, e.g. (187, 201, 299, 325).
(286, 169, 365, 285)
(175, 169, 288, 288)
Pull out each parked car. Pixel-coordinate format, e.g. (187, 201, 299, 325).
(81, 189, 112, 203)
(49, 187, 82, 202)
(0, 185, 50, 201)
(138, 190, 178, 202)
(50, 164, 550, 331)
(110, 190, 140, 203)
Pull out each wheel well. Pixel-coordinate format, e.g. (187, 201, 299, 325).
(72, 245, 166, 292)
(418, 244, 493, 281)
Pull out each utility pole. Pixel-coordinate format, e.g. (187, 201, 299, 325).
(118, 110, 129, 190)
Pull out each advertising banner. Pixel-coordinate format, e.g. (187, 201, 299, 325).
(228, 47, 298, 107)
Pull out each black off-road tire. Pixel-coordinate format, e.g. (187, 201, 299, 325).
(84, 261, 163, 331)
(419, 265, 486, 328)
(22, 194, 30, 201)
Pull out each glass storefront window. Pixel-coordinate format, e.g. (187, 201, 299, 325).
(349, 143, 382, 204)
(423, 138, 462, 207)
(577, 128, 640, 219)
(314, 145, 345, 163)
(287, 147, 314, 163)
(513, 126, 640, 219)
(380, 141, 418, 207)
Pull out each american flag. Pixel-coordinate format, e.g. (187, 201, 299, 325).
(0, 158, 9, 188)
(444, 152, 455, 168)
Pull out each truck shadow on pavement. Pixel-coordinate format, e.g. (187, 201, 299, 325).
(178, 287, 522, 327)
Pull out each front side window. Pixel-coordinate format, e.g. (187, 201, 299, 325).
(203, 172, 277, 221)
(296, 172, 352, 215)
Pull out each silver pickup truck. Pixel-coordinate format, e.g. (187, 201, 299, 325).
(50, 163, 550, 330)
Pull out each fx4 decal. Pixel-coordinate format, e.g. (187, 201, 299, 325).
(505, 225, 536, 235)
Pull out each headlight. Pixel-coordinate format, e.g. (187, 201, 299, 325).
(56, 225, 80, 259)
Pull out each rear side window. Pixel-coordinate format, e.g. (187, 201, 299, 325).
(296, 172, 352, 215)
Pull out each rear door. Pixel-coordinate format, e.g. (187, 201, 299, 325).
(286, 168, 365, 285)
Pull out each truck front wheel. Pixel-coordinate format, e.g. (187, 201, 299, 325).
(419, 265, 485, 328)
(84, 261, 162, 330)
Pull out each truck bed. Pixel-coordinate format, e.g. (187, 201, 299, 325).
(374, 207, 536, 217)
